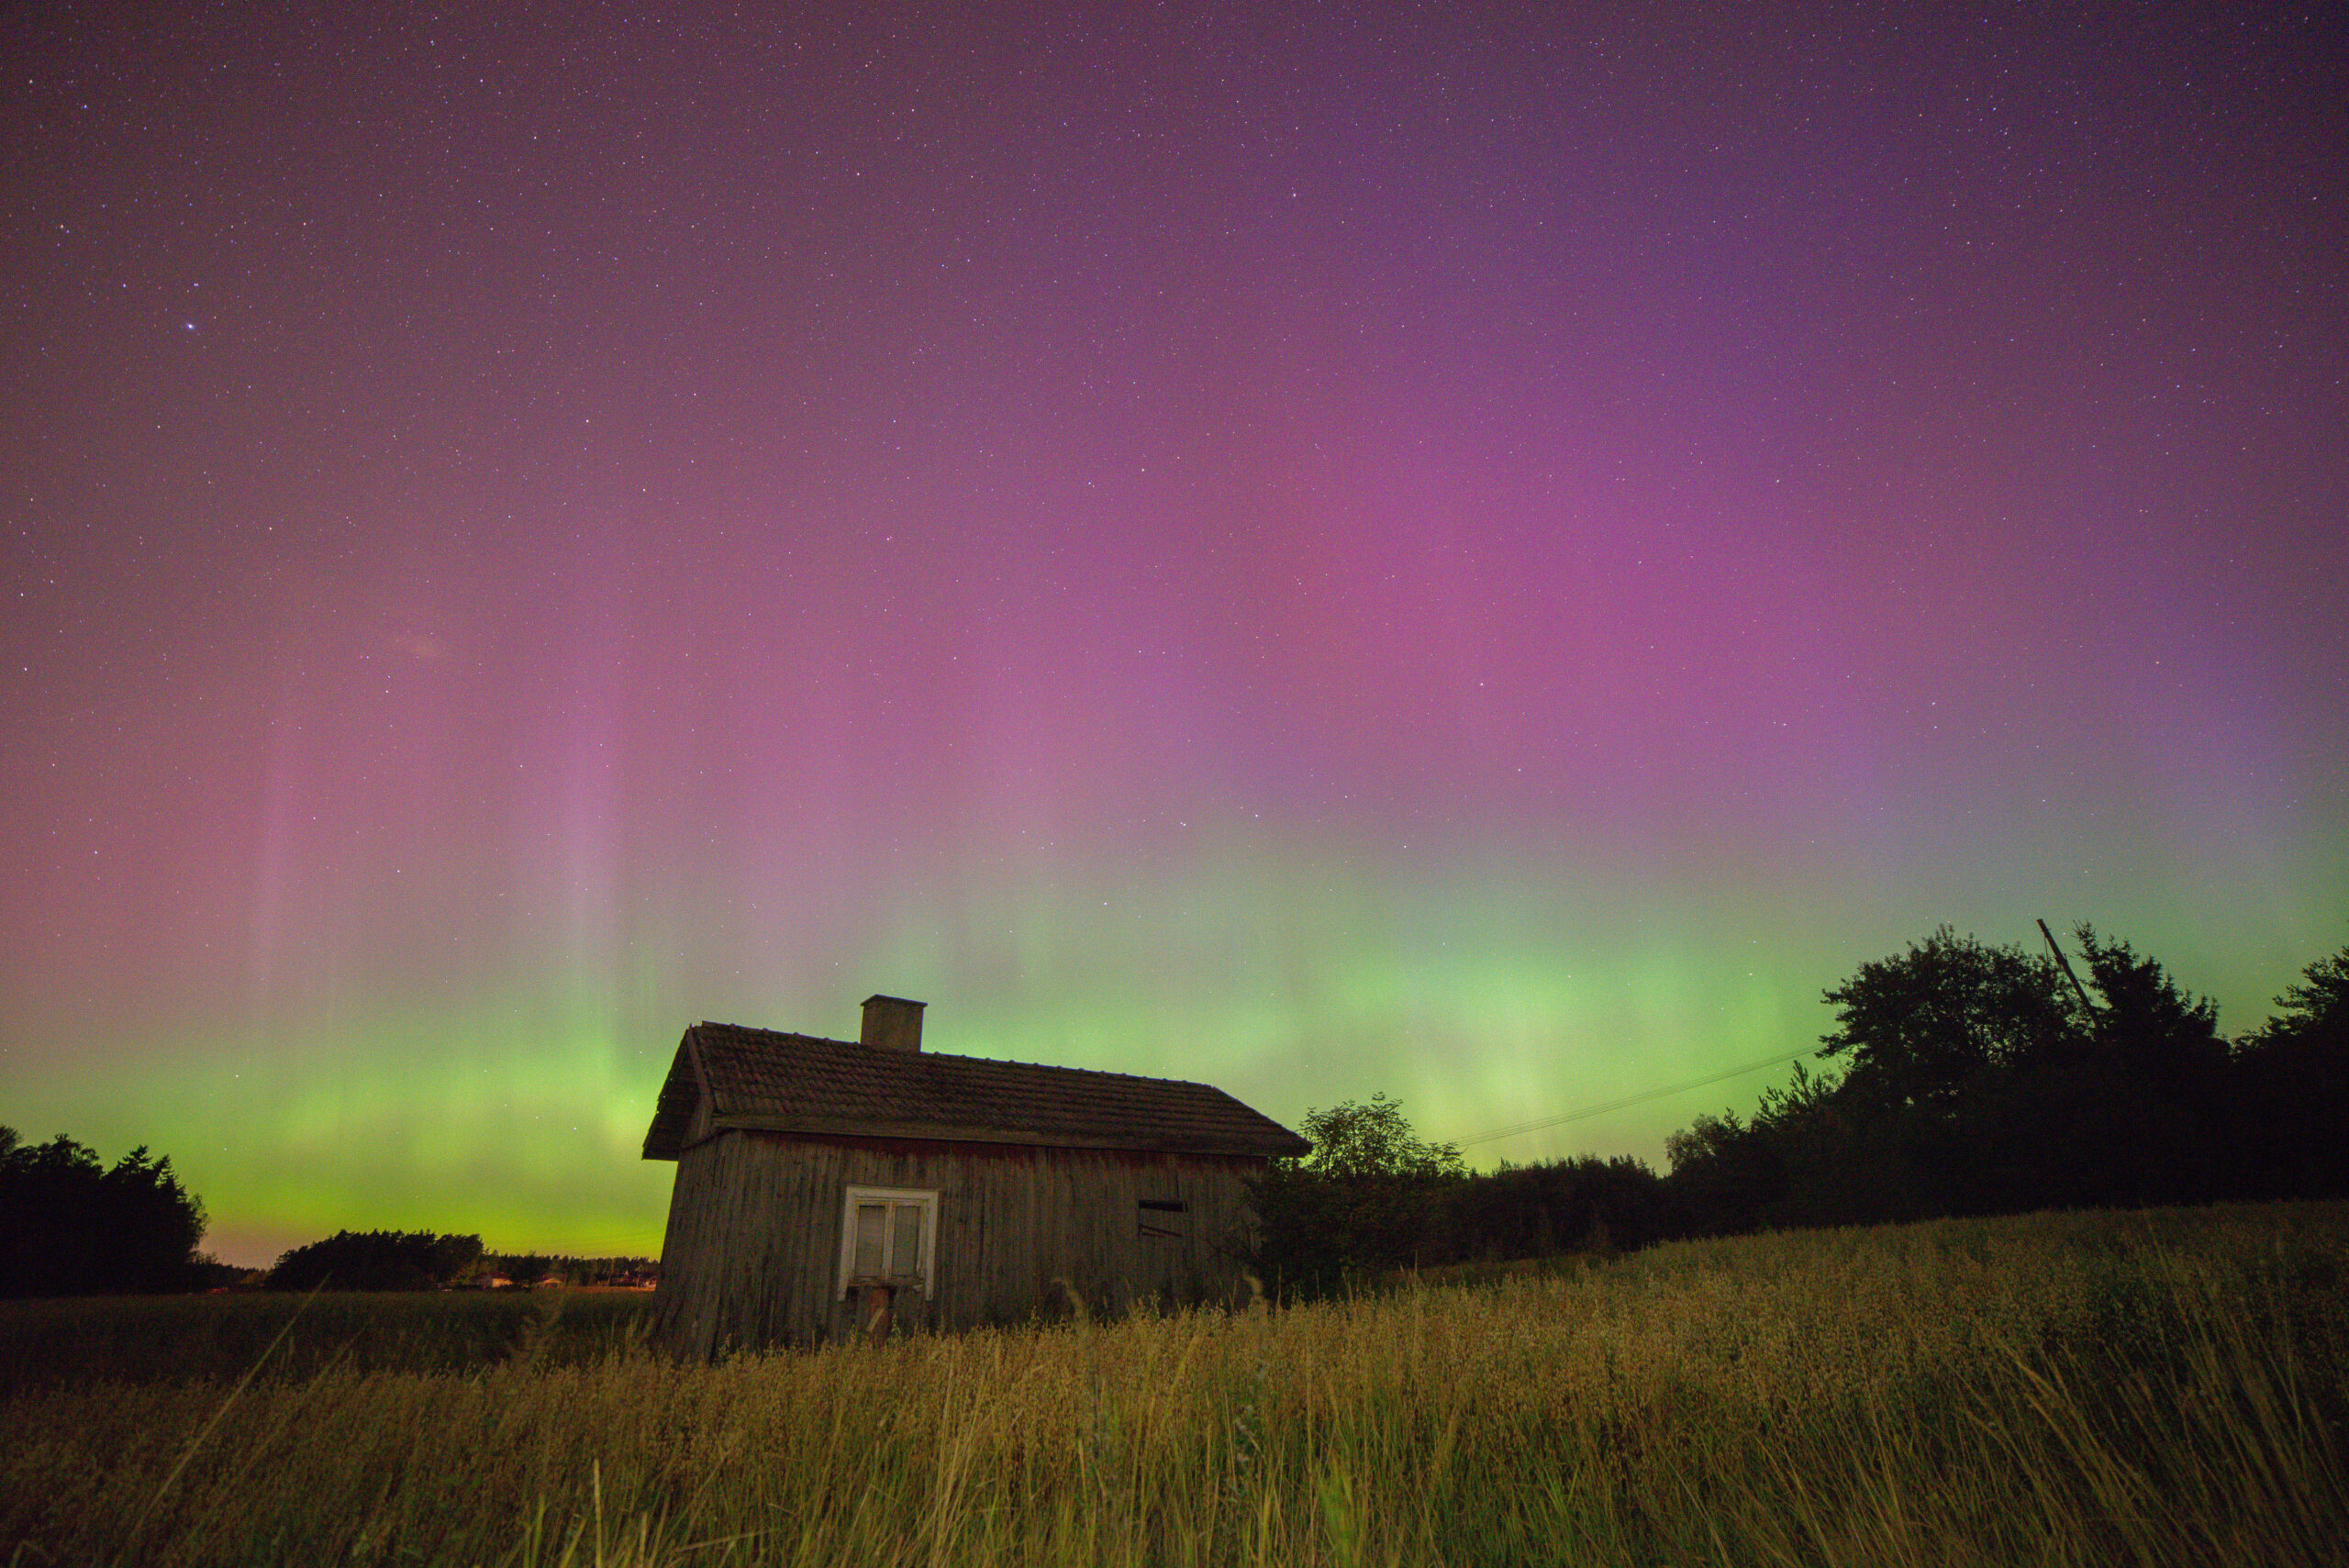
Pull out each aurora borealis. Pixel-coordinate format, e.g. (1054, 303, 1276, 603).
(3, 5, 2343, 1267)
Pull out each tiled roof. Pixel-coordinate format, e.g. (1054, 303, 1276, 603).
(641, 1021, 1310, 1161)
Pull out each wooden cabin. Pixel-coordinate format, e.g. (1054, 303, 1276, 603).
(641, 995, 1309, 1356)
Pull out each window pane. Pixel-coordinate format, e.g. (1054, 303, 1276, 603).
(892, 1203, 923, 1278)
(854, 1204, 887, 1277)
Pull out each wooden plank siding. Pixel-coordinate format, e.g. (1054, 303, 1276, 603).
(652, 1130, 1263, 1358)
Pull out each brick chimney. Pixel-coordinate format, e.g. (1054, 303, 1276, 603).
(861, 994, 927, 1052)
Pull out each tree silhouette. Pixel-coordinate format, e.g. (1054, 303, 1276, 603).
(265, 1230, 484, 1292)
(2264, 948, 2349, 1044)
(2233, 946, 2349, 1196)
(1249, 1095, 1464, 1295)
(2076, 928, 2227, 1075)
(1817, 925, 2084, 1114)
(0, 1128, 206, 1296)
(1433, 1153, 1667, 1261)
(1291, 1093, 1465, 1181)
(1661, 929, 2349, 1231)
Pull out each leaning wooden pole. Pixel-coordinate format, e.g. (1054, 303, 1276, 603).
(2037, 918, 2098, 1014)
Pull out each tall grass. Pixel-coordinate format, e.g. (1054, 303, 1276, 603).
(2, 1204, 2343, 1566)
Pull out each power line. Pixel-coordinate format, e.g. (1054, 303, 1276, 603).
(1456, 1047, 1821, 1148)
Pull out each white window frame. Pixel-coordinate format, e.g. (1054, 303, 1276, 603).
(836, 1185, 939, 1300)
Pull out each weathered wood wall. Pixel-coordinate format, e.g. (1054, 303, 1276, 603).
(651, 1133, 1264, 1358)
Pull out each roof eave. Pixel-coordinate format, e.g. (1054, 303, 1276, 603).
(640, 1031, 717, 1161)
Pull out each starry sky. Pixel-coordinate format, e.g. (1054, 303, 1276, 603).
(4, 4, 2343, 1268)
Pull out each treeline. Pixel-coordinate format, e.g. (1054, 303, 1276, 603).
(1250, 931, 2349, 1297)
(0, 1133, 661, 1296)
(1247, 1103, 1672, 1297)
(0, 1129, 207, 1296)
(266, 1231, 485, 1291)
(1667, 929, 2348, 1234)
(477, 1251, 658, 1288)
(262, 1230, 656, 1291)
(1247, 1092, 1665, 1296)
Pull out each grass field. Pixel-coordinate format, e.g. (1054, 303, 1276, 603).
(3, 1204, 2344, 1566)
(0, 1286, 657, 1396)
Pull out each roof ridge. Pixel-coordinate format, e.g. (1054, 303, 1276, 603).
(689, 1018, 1228, 1093)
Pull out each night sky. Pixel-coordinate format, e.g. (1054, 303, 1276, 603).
(5, 5, 2342, 1267)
